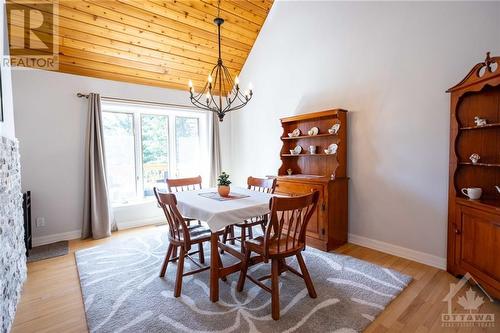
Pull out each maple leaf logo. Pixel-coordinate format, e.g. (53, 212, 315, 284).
(457, 288, 484, 313)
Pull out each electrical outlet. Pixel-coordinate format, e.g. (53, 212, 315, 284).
(35, 217, 46, 227)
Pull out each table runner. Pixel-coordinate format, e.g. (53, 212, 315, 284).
(198, 192, 250, 201)
(174, 187, 272, 232)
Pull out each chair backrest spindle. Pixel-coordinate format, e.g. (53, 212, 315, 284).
(263, 191, 319, 258)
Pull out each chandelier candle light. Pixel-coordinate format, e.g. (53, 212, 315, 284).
(188, 1, 253, 121)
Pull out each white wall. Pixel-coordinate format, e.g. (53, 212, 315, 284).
(230, 1, 500, 265)
(12, 68, 231, 243)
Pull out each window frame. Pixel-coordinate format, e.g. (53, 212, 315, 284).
(101, 101, 210, 205)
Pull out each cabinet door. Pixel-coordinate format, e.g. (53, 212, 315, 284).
(275, 181, 325, 240)
(456, 205, 500, 288)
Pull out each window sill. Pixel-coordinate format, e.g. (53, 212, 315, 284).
(112, 198, 156, 209)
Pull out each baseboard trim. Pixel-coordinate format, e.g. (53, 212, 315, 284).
(32, 229, 82, 247)
(348, 233, 446, 270)
(31, 218, 164, 247)
(117, 217, 164, 230)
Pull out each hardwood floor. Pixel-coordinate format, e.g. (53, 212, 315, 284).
(12, 226, 500, 332)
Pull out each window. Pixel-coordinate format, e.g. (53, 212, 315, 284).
(141, 114, 169, 197)
(101, 101, 209, 204)
(175, 117, 201, 178)
(102, 112, 136, 203)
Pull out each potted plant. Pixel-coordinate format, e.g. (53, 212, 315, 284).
(217, 172, 231, 197)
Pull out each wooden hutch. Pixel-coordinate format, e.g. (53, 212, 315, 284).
(275, 109, 348, 251)
(447, 53, 500, 298)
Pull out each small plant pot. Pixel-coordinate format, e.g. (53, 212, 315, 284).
(218, 185, 230, 197)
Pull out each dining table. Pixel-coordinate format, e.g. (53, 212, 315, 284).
(174, 186, 273, 302)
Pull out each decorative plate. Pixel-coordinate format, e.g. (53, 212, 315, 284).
(308, 127, 319, 136)
(292, 128, 301, 137)
(328, 123, 340, 134)
(328, 143, 338, 154)
(293, 145, 302, 154)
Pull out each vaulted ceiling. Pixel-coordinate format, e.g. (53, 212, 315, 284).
(8, 0, 273, 91)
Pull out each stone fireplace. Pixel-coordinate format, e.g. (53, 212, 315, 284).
(0, 136, 26, 333)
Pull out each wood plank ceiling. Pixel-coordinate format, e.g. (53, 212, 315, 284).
(8, 0, 273, 91)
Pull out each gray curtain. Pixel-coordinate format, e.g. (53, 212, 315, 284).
(209, 113, 222, 186)
(82, 93, 116, 239)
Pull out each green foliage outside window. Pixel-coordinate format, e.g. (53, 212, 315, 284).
(142, 115, 168, 164)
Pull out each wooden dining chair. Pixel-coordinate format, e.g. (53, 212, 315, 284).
(166, 175, 202, 192)
(166, 176, 203, 227)
(236, 191, 319, 320)
(154, 187, 211, 297)
(221, 177, 277, 253)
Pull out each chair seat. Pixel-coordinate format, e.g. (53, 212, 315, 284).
(246, 235, 305, 256)
(172, 224, 211, 243)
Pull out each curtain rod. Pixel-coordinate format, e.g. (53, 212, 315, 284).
(76, 93, 194, 110)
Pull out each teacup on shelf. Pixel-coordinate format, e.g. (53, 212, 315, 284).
(461, 187, 482, 200)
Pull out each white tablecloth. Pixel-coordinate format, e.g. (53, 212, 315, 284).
(174, 187, 272, 232)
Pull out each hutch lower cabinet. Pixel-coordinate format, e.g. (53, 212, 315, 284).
(274, 176, 348, 251)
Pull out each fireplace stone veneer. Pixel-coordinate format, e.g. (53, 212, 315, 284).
(0, 136, 26, 333)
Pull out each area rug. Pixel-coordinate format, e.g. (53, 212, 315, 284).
(75, 227, 412, 333)
(27, 240, 69, 262)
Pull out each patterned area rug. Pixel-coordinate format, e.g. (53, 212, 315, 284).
(75, 227, 412, 333)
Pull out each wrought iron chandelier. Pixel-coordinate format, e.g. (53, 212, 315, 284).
(188, 1, 253, 122)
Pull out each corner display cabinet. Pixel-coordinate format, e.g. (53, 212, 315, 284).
(275, 109, 348, 251)
(447, 53, 500, 299)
